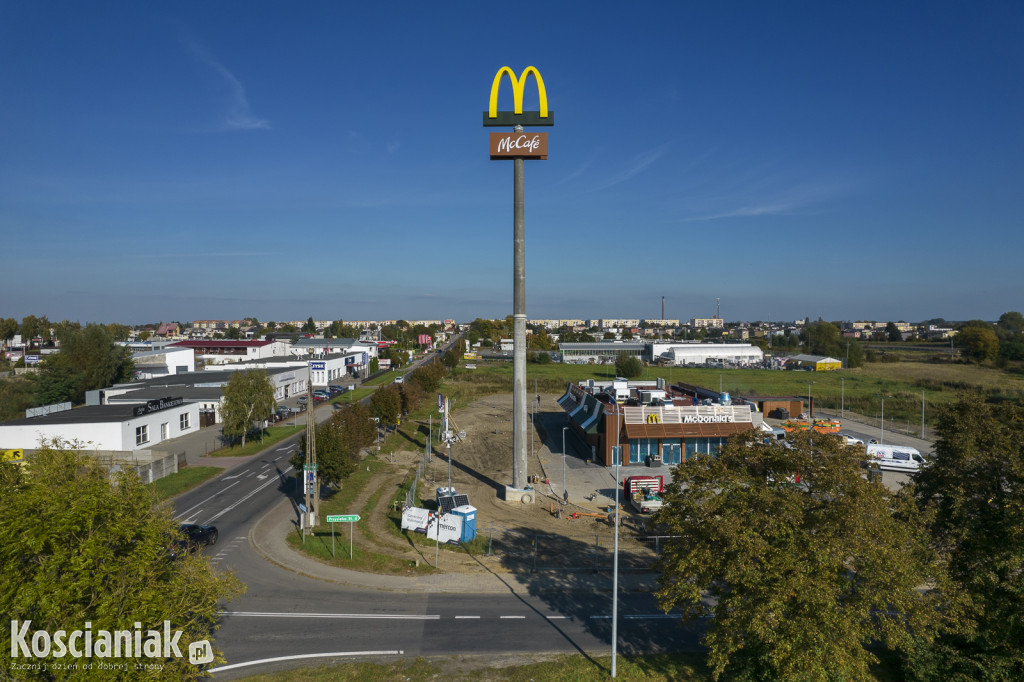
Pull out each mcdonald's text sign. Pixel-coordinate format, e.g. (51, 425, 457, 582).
(489, 132, 548, 160)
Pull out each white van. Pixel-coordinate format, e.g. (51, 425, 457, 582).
(865, 444, 926, 472)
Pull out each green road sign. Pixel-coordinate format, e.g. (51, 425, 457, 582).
(326, 514, 360, 523)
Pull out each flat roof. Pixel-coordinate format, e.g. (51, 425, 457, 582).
(2, 404, 145, 426)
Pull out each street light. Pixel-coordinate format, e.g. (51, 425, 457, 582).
(876, 394, 891, 444)
(562, 426, 568, 500)
(807, 381, 815, 419)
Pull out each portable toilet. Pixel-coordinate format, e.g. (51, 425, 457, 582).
(451, 505, 477, 542)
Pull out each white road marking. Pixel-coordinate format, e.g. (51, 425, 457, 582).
(546, 615, 568, 620)
(500, 616, 526, 619)
(202, 466, 293, 525)
(453, 616, 479, 619)
(274, 446, 291, 452)
(222, 611, 439, 620)
(210, 650, 404, 674)
(174, 481, 240, 520)
(256, 474, 268, 480)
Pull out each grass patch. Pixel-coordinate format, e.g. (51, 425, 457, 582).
(149, 466, 222, 501)
(331, 387, 375, 404)
(209, 424, 303, 457)
(235, 652, 714, 681)
(287, 458, 436, 575)
(445, 360, 1024, 437)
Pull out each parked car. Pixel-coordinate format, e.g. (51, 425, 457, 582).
(170, 523, 218, 559)
(837, 432, 864, 446)
(297, 396, 308, 404)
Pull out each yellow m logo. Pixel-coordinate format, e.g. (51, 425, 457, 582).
(488, 66, 549, 119)
(647, 414, 661, 424)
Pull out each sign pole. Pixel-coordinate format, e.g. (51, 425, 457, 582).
(512, 140, 528, 490)
(349, 519, 354, 560)
(331, 521, 335, 558)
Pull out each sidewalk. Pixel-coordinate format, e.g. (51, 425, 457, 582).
(249, 497, 660, 595)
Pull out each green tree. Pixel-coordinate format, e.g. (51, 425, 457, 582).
(0, 377, 36, 422)
(302, 317, 317, 334)
(654, 430, 949, 681)
(224, 326, 242, 340)
(291, 403, 375, 487)
(0, 440, 243, 678)
(369, 357, 380, 373)
(34, 324, 134, 405)
(800, 319, 843, 357)
(956, 325, 999, 362)
(139, 330, 151, 341)
(887, 321, 903, 342)
(369, 385, 402, 427)
(442, 349, 459, 370)
(0, 317, 19, 344)
(997, 311, 1024, 334)
(614, 352, 642, 378)
(904, 397, 1024, 679)
(20, 315, 40, 344)
(409, 360, 447, 394)
(220, 370, 276, 447)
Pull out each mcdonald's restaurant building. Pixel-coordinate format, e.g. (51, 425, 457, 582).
(557, 381, 759, 467)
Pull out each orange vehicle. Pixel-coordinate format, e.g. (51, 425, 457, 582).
(781, 419, 842, 434)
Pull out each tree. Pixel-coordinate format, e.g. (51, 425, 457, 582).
(800, 320, 843, 357)
(956, 325, 999, 362)
(442, 350, 459, 370)
(20, 315, 40, 344)
(614, 352, 642, 378)
(904, 397, 1024, 678)
(886, 321, 903, 342)
(139, 330, 151, 341)
(291, 403, 375, 487)
(369, 384, 402, 427)
(997, 311, 1024, 334)
(34, 324, 134, 405)
(0, 440, 243, 677)
(220, 370, 276, 447)
(654, 431, 949, 681)
(0, 317, 18, 344)
(302, 317, 317, 334)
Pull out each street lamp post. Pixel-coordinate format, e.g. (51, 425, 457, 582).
(807, 381, 815, 419)
(877, 395, 890, 444)
(562, 426, 568, 499)
(841, 378, 845, 421)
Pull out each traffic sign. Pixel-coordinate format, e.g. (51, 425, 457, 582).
(326, 514, 360, 523)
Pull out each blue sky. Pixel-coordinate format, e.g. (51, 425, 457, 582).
(2, 1, 1022, 325)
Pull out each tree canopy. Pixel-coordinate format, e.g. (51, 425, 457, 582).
(369, 384, 402, 427)
(291, 402, 376, 487)
(220, 370, 276, 447)
(0, 440, 243, 678)
(34, 323, 134, 405)
(614, 352, 642, 378)
(955, 325, 999, 362)
(654, 430, 949, 680)
(904, 396, 1024, 678)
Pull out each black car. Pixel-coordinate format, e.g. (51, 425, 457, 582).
(170, 523, 218, 558)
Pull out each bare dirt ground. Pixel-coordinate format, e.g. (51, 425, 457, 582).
(351, 393, 637, 573)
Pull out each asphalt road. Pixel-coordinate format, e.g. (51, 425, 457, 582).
(169, 335, 695, 677)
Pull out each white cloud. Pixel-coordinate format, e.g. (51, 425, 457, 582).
(185, 38, 270, 131)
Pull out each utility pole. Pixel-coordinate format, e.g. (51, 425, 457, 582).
(303, 375, 317, 536)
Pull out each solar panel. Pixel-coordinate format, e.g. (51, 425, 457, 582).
(453, 494, 469, 508)
(438, 495, 457, 515)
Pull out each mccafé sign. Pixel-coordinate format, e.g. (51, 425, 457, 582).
(490, 132, 548, 159)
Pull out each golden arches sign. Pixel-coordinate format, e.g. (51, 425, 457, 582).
(646, 414, 661, 424)
(488, 66, 549, 119)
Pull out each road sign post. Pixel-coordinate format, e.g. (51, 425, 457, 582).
(326, 515, 360, 560)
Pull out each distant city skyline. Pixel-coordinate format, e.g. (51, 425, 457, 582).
(3, 3, 1022, 324)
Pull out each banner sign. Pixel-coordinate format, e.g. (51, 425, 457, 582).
(311, 361, 326, 371)
(489, 132, 548, 159)
(133, 396, 184, 417)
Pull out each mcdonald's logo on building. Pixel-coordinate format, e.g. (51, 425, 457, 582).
(483, 66, 554, 127)
(646, 414, 661, 424)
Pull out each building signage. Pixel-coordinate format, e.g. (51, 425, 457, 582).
(489, 132, 548, 160)
(345, 356, 355, 366)
(483, 66, 554, 127)
(683, 415, 735, 424)
(25, 355, 40, 365)
(311, 361, 326, 371)
(133, 396, 184, 417)
(361, 352, 368, 365)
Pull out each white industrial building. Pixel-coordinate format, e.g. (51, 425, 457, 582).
(131, 347, 196, 379)
(649, 342, 764, 367)
(0, 400, 200, 452)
